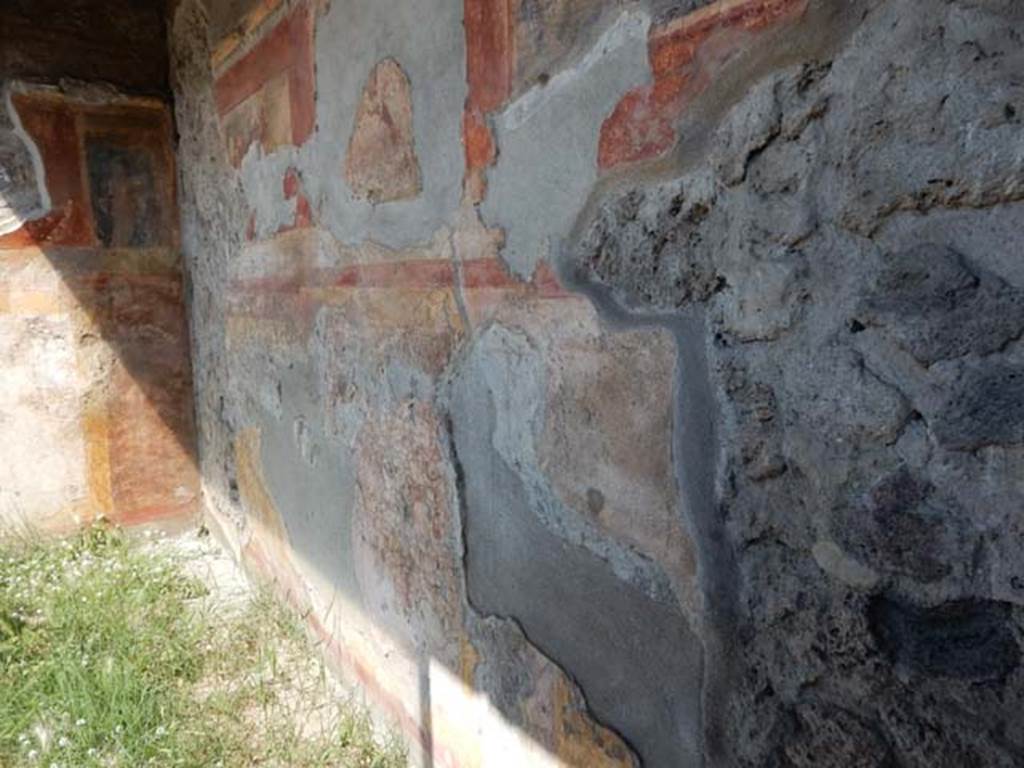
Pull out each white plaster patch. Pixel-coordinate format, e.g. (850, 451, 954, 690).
(0, 84, 51, 236)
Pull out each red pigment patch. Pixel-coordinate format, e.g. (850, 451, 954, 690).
(461, 0, 515, 193)
(214, 2, 316, 166)
(345, 58, 422, 203)
(292, 195, 313, 229)
(598, 0, 808, 170)
(464, 0, 514, 114)
(334, 260, 456, 290)
(462, 107, 496, 172)
(283, 166, 301, 198)
(278, 167, 313, 232)
(69, 266, 197, 527)
(227, 254, 569, 299)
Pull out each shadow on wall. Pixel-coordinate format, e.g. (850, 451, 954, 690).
(0, 83, 198, 533)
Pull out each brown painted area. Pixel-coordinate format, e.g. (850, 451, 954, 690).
(598, 0, 807, 169)
(536, 321, 699, 615)
(81, 404, 114, 524)
(551, 675, 635, 767)
(63, 258, 198, 527)
(214, 3, 316, 166)
(103, 270, 196, 525)
(353, 402, 466, 648)
(462, 107, 496, 174)
(108, 356, 196, 526)
(327, 288, 465, 378)
(345, 59, 423, 203)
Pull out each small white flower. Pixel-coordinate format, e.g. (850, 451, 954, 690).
(155, 725, 167, 737)
(75, 718, 86, 727)
(32, 722, 51, 750)
(58, 736, 70, 747)
(27, 749, 38, 760)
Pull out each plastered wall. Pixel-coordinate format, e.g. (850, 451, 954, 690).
(0, 0, 197, 534)
(169, 0, 1024, 766)
(0, 84, 198, 533)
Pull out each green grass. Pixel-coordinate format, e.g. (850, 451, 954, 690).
(0, 525, 406, 768)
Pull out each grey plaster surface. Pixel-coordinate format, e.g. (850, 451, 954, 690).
(451, 324, 705, 767)
(481, 8, 651, 278)
(301, 0, 465, 248)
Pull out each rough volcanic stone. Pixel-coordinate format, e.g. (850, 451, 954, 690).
(861, 244, 1024, 366)
(779, 699, 895, 768)
(567, 1, 1024, 765)
(929, 359, 1024, 451)
(868, 596, 1020, 683)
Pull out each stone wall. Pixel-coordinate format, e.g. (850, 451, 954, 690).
(169, 0, 1024, 766)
